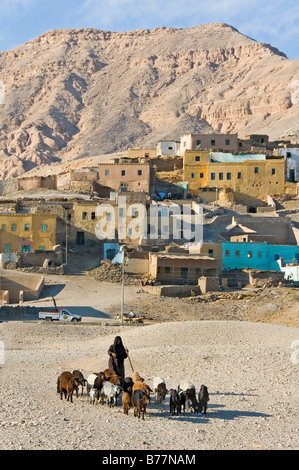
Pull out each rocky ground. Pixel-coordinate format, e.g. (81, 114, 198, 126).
(0, 273, 298, 451)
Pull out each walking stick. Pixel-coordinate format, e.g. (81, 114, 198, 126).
(127, 350, 134, 372)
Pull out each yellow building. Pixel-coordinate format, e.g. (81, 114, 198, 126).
(183, 151, 286, 199)
(70, 196, 149, 245)
(0, 213, 57, 253)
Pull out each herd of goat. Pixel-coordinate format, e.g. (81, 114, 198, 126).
(57, 369, 209, 420)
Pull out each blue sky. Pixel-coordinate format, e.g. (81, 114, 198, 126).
(0, 0, 298, 59)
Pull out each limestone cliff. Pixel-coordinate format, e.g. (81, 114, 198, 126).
(0, 23, 298, 179)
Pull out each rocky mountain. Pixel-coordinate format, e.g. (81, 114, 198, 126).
(0, 23, 298, 179)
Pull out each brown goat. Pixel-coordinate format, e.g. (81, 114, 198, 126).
(122, 392, 133, 415)
(132, 390, 150, 420)
(132, 381, 152, 398)
(59, 371, 79, 403)
(104, 368, 121, 385)
(130, 372, 144, 383)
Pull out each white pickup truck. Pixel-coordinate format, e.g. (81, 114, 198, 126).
(38, 307, 81, 322)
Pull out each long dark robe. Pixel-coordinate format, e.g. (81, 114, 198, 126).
(108, 336, 127, 386)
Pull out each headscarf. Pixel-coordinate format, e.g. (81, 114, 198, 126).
(112, 336, 124, 354)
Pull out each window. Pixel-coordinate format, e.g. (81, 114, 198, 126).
(248, 251, 253, 258)
(105, 170, 110, 176)
(258, 251, 263, 258)
(165, 267, 171, 273)
(272, 168, 276, 175)
(219, 172, 223, 180)
(119, 208, 124, 217)
(195, 156, 200, 162)
(254, 167, 259, 174)
(211, 140, 215, 146)
(91, 212, 96, 220)
(208, 249, 214, 257)
(4, 244, 11, 253)
(183, 141, 186, 147)
(106, 212, 112, 221)
(225, 139, 230, 145)
(211, 173, 215, 180)
(82, 212, 87, 220)
(11, 224, 16, 231)
(132, 208, 138, 217)
(1, 224, 6, 231)
(39, 246, 45, 250)
(24, 223, 29, 231)
(237, 172, 242, 179)
(227, 172, 231, 180)
(121, 170, 126, 176)
(225, 250, 230, 257)
(196, 140, 201, 146)
(235, 250, 240, 257)
(41, 224, 47, 232)
(138, 169, 142, 176)
(200, 173, 204, 178)
(191, 173, 195, 179)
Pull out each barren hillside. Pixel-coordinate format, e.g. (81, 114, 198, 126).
(0, 23, 299, 179)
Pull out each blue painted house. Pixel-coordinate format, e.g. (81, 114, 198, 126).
(222, 242, 299, 272)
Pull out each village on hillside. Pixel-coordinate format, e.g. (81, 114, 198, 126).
(0, 130, 298, 308)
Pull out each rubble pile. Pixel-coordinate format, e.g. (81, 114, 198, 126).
(86, 259, 141, 285)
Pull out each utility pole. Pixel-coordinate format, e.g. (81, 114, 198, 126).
(121, 258, 125, 324)
(65, 213, 71, 267)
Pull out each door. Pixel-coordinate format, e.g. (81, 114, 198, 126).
(22, 245, 31, 252)
(290, 170, 295, 183)
(181, 267, 189, 282)
(76, 232, 85, 245)
(4, 243, 11, 253)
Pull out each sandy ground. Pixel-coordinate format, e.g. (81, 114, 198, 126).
(0, 273, 299, 451)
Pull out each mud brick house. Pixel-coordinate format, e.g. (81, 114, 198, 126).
(98, 162, 151, 194)
(180, 133, 238, 154)
(0, 213, 57, 253)
(183, 150, 285, 200)
(149, 251, 219, 284)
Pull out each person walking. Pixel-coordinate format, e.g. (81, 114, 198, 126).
(108, 336, 128, 387)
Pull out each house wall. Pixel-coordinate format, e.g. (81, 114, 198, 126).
(0, 274, 44, 303)
(98, 163, 150, 193)
(180, 133, 238, 154)
(279, 264, 299, 284)
(127, 148, 157, 159)
(157, 141, 180, 156)
(222, 242, 299, 271)
(70, 197, 149, 245)
(184, 151, 285, 198)
(149, 254, 219, 284)
(0, 214, 56, 252)
(17, 175, 57, 191)
(279, 148, 299, 181)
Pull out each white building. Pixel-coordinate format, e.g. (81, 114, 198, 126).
(156, 141, 180, 156)
(278, 148, 299, 182)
